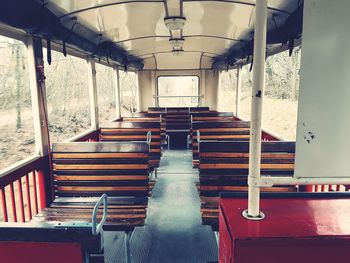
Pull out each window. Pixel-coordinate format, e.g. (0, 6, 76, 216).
(119, 70, 139, 116)
(44, 49, 91, 142)
(157, 76, 199, 107)
(219, 48, 301, 141)
(262, 48, 301, 140)
(96, 64, 116, 122)
(0, 36, 35, 170)
(218, 70, 237, 112)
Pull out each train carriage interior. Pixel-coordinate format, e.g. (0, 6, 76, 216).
(1, 0, 350, 262)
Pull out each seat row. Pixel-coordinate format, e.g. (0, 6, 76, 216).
(188, 111, 295, 230)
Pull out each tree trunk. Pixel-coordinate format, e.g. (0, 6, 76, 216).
(15, 44, 22, 130)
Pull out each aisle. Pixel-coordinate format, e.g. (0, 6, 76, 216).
(104, 150, 218, 263)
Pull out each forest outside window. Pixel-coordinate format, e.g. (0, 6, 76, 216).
(96, 63, 116, 122)
(44, 49, 91, 142)
(0, 35, 36, 170)
(157, 76, 199, 107)
(119, 70, 139, 116)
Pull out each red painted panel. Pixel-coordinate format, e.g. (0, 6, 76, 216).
(219, 208, 233, 263)
(219, 197, 350, 263)
(0, 241, 84, 263)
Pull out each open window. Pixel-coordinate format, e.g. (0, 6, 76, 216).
(0, 35, 36, 170)
(157, 76, 199, 107)
(96, 63, 115, 122)
(43, 49, 91, 142)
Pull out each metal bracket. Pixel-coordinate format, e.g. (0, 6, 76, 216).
(242, 209, 265, 221)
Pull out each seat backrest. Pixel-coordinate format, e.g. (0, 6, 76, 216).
(122, 116, 166, 143)
(51, 142, 150, 198)
(100, 122, 161, 167)
(198, 141, 296, 196)
(191, 112, 235, 122)
(191, 121, 250, 166)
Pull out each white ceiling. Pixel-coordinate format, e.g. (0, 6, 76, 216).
(45, 0, 298, 70)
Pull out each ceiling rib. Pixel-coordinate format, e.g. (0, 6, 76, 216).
(58, 0, 164, 18)
(58, 0, 291, 19)
(182, 0, 291, 15)
(115, 34, 244, 44)
(136, 50, 220, 59)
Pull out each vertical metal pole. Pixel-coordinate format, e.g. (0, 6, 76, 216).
(27, 37, 52, 207)
(151, 70, 157, 107)
(245, 0, 268, 219)
(88, 59, 99, 130)
(235, 64, 242, 117)
(114, 66, 122, 119)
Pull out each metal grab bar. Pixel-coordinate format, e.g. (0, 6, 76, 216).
(146, 131, 152, 145)
(92, 193, 108, 236)
(197, 130, 201, 152)
(153, 95, 204, 98)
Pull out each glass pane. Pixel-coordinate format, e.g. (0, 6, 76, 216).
(231, 49, 301, 141)
(0, 36, 35, 170)
(44, 49, 91, 142)
(218, 70, 237, 112)
(263, 48, 301, 140)
(96, 63, 115, 122)
(157, 76, 199, 107)
(119, 71, 138, 116)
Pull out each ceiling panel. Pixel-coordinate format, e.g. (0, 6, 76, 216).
(183, 2, 254, 39)
(43, 0, 299, 70)
(46, 0, 160, 15)
(155, 52, 203, 70)
(67, 3, 168, 42)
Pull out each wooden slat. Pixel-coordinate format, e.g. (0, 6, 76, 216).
(199, 163, 294, 169)
(53, 164, 149, 170)
(56, 186, 148, 192)
(54, 175, 149, 181)
(200, 141, 295, 153)
(199, 152, 295, 158)
(100, 128, 159, 133)
(198, 128, 250, 132)
(196, 135, 250, 139)
(52, 153, 148, 159)
(100, 135, 160, 141)
(199, 186, 296, 192)
(52, 142, 149, 153)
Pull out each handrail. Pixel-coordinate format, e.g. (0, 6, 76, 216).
(0, 156, 42, 186)
(0, 156, 44, 222)
(92, 194, 108, 236)
(153, 95, 203, 98)
(146, 131, 152, 145)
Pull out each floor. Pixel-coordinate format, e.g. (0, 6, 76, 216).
(104, 150, 218, 263)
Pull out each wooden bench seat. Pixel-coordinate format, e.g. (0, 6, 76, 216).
(33, 142, 150, 231)
(198, 141, 296, 230)
(34, 196, 148, 231)
(191, 121, 250, 167)
(100, 121, 161, 169)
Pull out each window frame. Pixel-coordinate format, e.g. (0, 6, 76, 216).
(156, 75, 200, 107)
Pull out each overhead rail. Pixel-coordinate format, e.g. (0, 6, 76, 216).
(0, 0, 144, 70)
